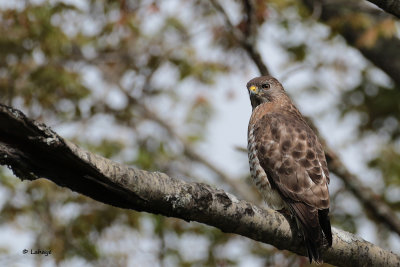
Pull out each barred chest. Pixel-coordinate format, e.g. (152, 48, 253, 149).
(247, 126, 284, 210)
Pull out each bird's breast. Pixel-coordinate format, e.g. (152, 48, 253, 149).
(248, 126, 284, 210)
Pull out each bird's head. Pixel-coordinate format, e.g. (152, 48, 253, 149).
(246, 75, 285, 109)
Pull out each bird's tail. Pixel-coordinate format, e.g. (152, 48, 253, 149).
(291, 203, 332, 264)
(304, 230, 322, 264)
(319, 208, 333, 247)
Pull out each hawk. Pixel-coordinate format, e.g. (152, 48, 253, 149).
(246, 75, 332, 263)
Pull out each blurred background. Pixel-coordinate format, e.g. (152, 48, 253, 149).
(0, 0, 399, 266)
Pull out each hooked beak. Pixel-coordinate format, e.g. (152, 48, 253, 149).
(249, 85, 258, 95)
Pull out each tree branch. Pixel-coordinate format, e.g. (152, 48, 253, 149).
(324, 145, 400, 236)
(209, 0, 270, 75)
(300, 117, 400, 236)
(303, 0, 400, 86)
(366, 0, 400, 18)
(0, 105, 399, 266)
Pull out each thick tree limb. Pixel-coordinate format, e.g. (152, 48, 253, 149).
(366, 0, 400, 18)
(0, 105, 399, 266)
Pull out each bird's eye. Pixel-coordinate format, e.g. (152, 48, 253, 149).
(261, 83, 270, 89)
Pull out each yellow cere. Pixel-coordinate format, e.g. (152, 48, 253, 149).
(249, 85, 257, 93)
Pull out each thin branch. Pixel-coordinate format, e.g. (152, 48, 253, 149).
(0, 103, 399, 267)
(242, 0, 254, 39)
(324, 145, 400, 236)
(209, 0, 269, 75)
(305, 108, 400, 236)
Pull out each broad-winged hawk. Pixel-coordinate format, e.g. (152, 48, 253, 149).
(246, 75, 332, 263)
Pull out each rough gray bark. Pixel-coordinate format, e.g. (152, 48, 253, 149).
(0, 103, 399, 267)
(366, 0, 400, 18)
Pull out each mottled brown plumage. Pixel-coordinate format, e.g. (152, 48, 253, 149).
(246, 76, 332, 263)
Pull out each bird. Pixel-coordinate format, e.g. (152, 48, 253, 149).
(246, 75, 332, 263)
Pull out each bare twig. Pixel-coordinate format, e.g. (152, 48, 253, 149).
(0, 103, 399, 266)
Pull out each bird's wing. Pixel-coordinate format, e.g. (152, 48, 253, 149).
(252, 112, 332, 261)
(252, 112, 330, 210)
